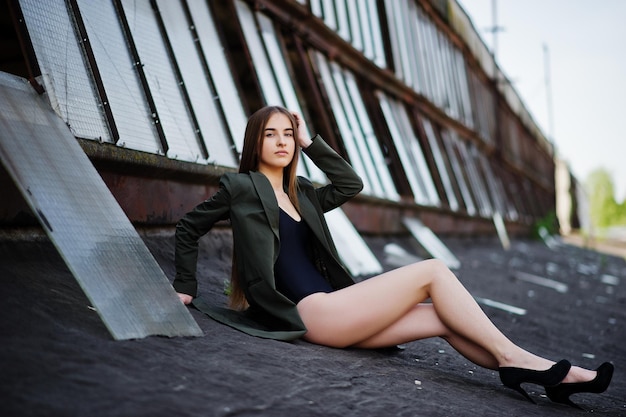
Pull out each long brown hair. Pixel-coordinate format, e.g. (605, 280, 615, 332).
(229, 106, 302, 310)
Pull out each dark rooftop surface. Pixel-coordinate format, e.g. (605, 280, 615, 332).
(1, 229, 624, 416)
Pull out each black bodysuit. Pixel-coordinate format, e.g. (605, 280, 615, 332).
(274, 209, 333, 303)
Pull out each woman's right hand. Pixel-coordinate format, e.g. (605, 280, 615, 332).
(291, 111, 312, 148)
(177, 292, 193, 305)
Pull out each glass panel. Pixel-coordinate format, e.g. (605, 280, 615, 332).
(441, 129, 476, 215)
(310, 0, 323, 17)
(344, 72, 399, 200)
(411, 1, 430, 94)
(120, 0, 202, 162)
(476, 151, 511, 218)
(454, 50, 474, 128)
(325, 208, 383, 276)
(186, 0, 247, 154)
(236, 1, 283, 106)
(431, 23, 447, 111)
(377, 92, 439, 206)
(347, 0, 364, 53)
(442, 38, 459, 119)
(384, 0, 405, 82)
(417, 9, 435, 102)
(330, 61, 384, 196)
(383, 1, 474, 127)
(314, 52, 399, 200)
(19, 0, 110, 142)
(360, 0, 377, 61)
(334, 0, 351, 40)
(0, 75, 202, 339)
(258, 14, 303, 116)
(155, 0, 235, 166)
(397, 104, 441, 206)
(403, 218, 460, 269)
(314, 52, 373, 195)
(322, 0, 338, 31)
(422, 118, 459, 211)
(404, 0, 421, 91)
(77, 0, 163, 154)
(330, 60, 399, 200)
(457, 139, 492, 217)
(366, 0, 386, 68)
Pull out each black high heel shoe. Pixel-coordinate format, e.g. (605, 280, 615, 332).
(499, 359, 571, 403)
(545, 362, 614, 410)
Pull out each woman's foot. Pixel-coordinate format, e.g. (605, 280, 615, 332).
(561, 365, 599, 383)
(545, 362, 614, 410)
(499, 359, 571, 403)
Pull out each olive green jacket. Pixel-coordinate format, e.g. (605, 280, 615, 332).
(173, 136, 363, 340)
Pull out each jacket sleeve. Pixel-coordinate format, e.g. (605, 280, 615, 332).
(173, 175, 233, 296)
(302, 135, 364, 212)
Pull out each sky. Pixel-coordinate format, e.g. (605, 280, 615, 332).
(456, 0, 626, 201)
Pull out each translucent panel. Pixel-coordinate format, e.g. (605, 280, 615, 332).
(155, 0, 235, 167)
(476, 150, 509, 217)
(329, 60, 386, 197)
(315, 52, 399, 200)
(344, 72, 399, 200)
(456, 139, 492, 217)
(383, 1, 474, 127)
(325, 208, 382, 276)
(491, 166, 520, 221)
(0, 73, 202, 340)
(313, 0, 385, 67)
(366, 0, 386, 68)
(441, 130, 476, 216)
(310, 0, 323, 16)
(258, 13, 306, 118)
(441, 38, 459, 119)
(322, 0, 338, 30)
(357, 0, 373, 60)
(234, 1, 325, 182)
(377, 92, 439, 206)
(19, 0, 110, 141)
(314, 53, 372, 195)
(454, 50, 474, 128)
(385, 0, 405, 82)
(421, 119, 459, 211)
(402, 218, 460, 269)
(468, 71, 493, 144)
(407, 0, 426, 93)
(346, 0, 363, 52)
(120, 0, 202, 162)
(186, 0, 246, 154)
(334, 0, 351, 40)
(75, 0, 161, 154)
(429, 22, 446, 110)
(236, 1, 283, 105)
(403, 0, 421, 91)
(416, 8, 433, 98)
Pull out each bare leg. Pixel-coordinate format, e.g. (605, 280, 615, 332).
(352, 303, 499, 369)
(297, 259, 596, 382)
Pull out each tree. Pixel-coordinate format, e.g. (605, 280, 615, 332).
(585, 168, 626, 229)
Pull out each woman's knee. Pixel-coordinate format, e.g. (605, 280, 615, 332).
(424, 258, 451, 274)
(411, 258, 453, 284)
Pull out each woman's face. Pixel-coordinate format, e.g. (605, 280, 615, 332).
(258, 112, 296, 174)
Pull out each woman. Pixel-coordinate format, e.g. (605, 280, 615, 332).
(174, 106, 613, 408)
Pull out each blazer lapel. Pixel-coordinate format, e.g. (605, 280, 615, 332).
(250, 171, 334, 257)
(298, 190, 334, 254)
(250, 171, 280, 241)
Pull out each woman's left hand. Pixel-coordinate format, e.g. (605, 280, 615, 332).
(292, 111, 312, 148)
